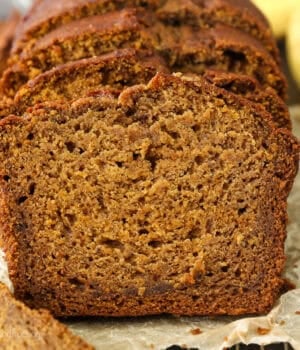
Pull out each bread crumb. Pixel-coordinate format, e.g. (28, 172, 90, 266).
(190, 328, 202, 335)
(295, 311, 300, 315)
(257, 327, 270, 335)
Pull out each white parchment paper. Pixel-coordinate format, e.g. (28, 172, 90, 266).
(1, 107, 300, 350)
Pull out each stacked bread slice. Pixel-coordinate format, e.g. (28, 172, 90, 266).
(0, 0, 298, 319)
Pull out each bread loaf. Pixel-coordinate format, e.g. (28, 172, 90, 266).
(0, 0, 298, 320)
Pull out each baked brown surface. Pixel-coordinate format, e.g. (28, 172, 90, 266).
(0, 73, 298, 317)
(0, 283, 94, 349)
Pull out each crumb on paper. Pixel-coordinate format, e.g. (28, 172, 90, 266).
(295, 311, 300, 315)
(224, 336, 228, 342)
(257, 327, 271, 335)
(190, 328, 202, 335)
(279, 320, 286, 325)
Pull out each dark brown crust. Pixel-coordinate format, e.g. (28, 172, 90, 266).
(25, 8, 151, 57)
(0, 73, 298, 317)
(0, 283, 94, 349)
(156, 0, 280, 63)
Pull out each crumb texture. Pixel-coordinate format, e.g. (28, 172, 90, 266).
(0, 74, 298, 316)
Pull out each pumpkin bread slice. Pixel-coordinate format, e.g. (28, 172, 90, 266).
(0, 73, 298, 317)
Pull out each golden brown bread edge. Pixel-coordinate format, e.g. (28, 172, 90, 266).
(0, 283, 94, 349)
(0, 73, 298, 317)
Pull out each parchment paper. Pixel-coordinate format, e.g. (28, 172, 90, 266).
(1, 107, 300, 350)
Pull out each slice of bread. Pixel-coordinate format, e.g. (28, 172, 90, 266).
(0, 283, 93, 349)
(0, 73, 298, 317)
(1, 8, 158, 99)
(170, 24, 286, 99)
(157, 0, 280, 62)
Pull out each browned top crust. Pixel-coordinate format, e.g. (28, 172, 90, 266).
(0, 283, 94, 349)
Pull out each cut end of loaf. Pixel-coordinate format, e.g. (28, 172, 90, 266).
(0, 74, 295, 317)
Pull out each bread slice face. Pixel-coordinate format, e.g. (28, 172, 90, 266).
(0, 283, 93, 349)
(0, 73, 298, 317)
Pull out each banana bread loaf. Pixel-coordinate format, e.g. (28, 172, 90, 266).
(0, 73, 298, 317)
(0, 283, 93, 349)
